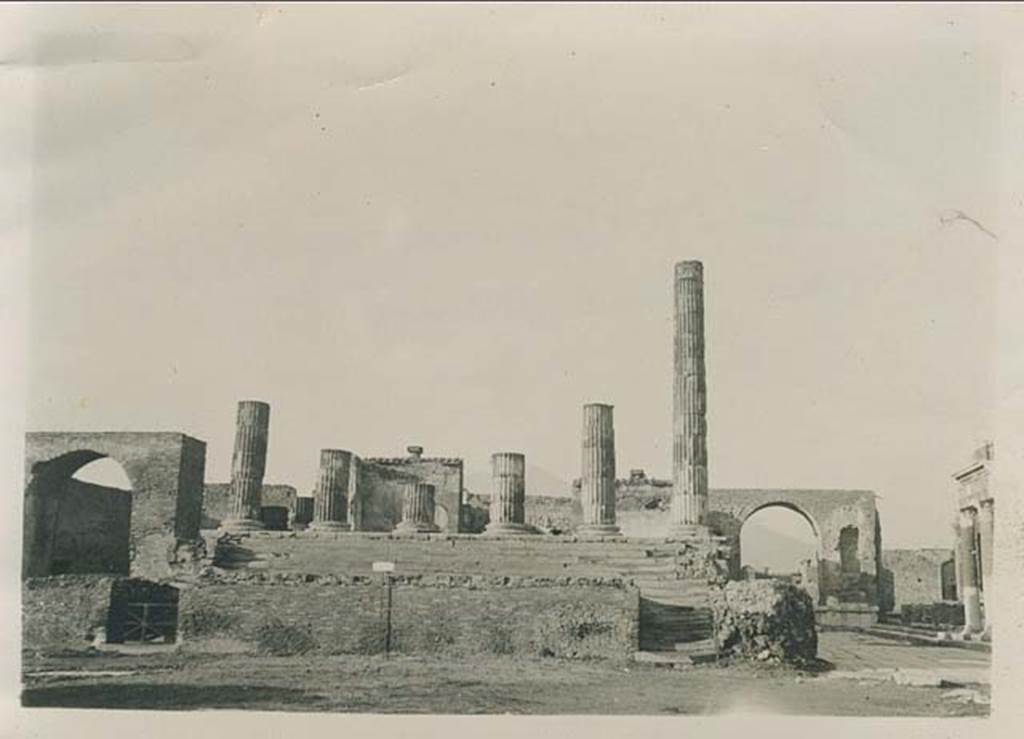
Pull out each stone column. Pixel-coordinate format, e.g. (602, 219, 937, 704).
(956, 508, 984, 635)
(311, 449, 353, 531)
(291, 497, 314, 530)
(222, 400, 270, 532)
(977, 499, 994, 633)
(484, 452, 533, 535)
(669, 261, 709, 539)
(578, 403, 621, 537)
(395, 482, 440, 533)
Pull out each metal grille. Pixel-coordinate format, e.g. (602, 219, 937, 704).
(122, 602, 178, 643)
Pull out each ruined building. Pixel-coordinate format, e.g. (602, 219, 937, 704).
(23, 259, 964, 657)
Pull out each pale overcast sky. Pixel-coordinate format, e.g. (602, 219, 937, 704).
(9, 3, 1015, 548)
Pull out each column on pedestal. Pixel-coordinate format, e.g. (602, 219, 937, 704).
(669, 261, 709, 539)
(394, 482, 440, 533)
(223, 400, 270, 532)
(311, 449, 353, 531)
(483, 452, 533, 535)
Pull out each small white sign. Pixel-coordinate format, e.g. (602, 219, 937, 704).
(372, 561, 396, 573)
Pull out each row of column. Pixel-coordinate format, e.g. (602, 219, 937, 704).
(955, 501, 994, 635)
(223, 261, 708, 538)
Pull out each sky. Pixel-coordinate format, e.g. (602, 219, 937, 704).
(8, 3, 1013, 549)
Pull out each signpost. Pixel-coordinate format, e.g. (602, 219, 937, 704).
(373, 562, 396, 657)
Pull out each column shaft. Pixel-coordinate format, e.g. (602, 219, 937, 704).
(957, 509, 983, 634)
(395, 482, 440, 533)
(579, 403, 621, 536)
(977, 499, 994, 630)
(311, 449, 353, 531)
(670, 261, 709, 538)
(484, 452, 532, 535)
(224, 400, 270, 531)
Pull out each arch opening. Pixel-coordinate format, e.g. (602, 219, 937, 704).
(24, 451, 133, 577)
(739, 504, 819, 602)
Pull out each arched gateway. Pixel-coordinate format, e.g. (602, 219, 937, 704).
(23, 432, 206, 580)
(706, 488, 881, 608)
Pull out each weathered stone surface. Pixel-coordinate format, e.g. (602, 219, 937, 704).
(22, 575, 117, 652)
(395, 482, 441, 533)
(709, 579, 818, 663)
(579, 403, 621, 536)
(670, 261, 709, 535)
(23, 432, 206, 580)
(311, 449, 354, 531)
(178, 575, 639, 659)
(484, 452, 533, 535)
(353, 451, 463, 534)
(222, 401, 270, 531)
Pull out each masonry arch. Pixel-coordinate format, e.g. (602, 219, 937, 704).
(707, 488, 881, 608)
(29, 454, 135, 576)
(23, 432, 206, 580)
(739, 503, 819, 569)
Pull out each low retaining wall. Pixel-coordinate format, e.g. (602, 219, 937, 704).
(179, 573, 640, 660)
(207, 531, 728, 583)
(22, 575, 118, 651)
(815, 604, 879, 629)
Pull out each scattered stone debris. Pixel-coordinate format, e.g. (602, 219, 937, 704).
(709, 580, 817, 664)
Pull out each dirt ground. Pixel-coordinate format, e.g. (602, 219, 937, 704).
(20, 632, 991, 717)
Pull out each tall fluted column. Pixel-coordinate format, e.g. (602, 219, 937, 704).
(578, 403, 621, 537)
(977, 499, 994, 633)
(222, 400, 270, 532)
(483, 452, 533, 535)
(395, 482, 440, 533)
(669, 261, 709, 539)
(311, 449, 353, 531)
(956, 508, 984, 634)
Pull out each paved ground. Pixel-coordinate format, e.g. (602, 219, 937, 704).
(820, 630, 990, 672)
(19, 631, 991, 716)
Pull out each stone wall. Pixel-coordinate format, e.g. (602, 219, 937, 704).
(880, 548, 956, 612)
(201, 483, 299, 529)
(178, 573, 638, 659)
(24, 432, 206, 580)
(48, 480, 131, 575)
(22, 575, 117, 651)
(208, 531, 723, 582)
(354, 457, 463, 533)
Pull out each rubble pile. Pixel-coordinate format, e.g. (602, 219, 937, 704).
(710, 579, 817, 663)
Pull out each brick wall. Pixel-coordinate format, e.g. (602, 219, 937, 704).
(178, 574, 638, 659)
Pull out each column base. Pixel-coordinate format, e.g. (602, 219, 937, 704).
(393, 521, 441, 534)
(576, 524, 623, 538)
(309, 521, 351, 532)
(482, 522, 536, 536)
(665, 523, 710, 542)
(219, 518, 265, 533)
